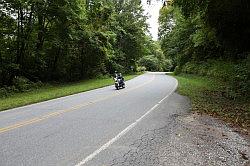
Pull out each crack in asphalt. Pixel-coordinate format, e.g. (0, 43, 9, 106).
(109, 113, 249, 166)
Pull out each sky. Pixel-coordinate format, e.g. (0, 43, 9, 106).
(141, 0, 164, 40)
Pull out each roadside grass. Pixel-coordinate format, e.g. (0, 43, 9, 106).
(0, 74, 139, 111)
(173, 74, 250, 129)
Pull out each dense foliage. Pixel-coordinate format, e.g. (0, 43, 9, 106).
(138, 38, 170, 71)
(0, 0, 156, 88)
(159, 0, 250, 99)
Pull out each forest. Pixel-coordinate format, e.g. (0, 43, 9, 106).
(0, 0, 249, 101)
(159, 0, 250, 99)
(0, 0, 168, 93)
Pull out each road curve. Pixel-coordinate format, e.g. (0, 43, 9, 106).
(0, 72, 178, 166)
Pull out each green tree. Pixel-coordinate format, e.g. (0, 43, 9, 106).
(0, 0, 152, 88)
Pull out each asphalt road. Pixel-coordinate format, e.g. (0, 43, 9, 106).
(0, 72, 179, 166)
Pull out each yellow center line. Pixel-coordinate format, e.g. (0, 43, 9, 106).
(0, 75, 155, 134)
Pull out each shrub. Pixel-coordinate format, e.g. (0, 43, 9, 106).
(0, 88, 8, 98)
(173, 66, 182, 75)
(138, 55, 160, 71)
(0, 77, 45, 96)
(13, 76, 31, 92)
(180, 59, 249, 100)
(137, 66, 146, 72)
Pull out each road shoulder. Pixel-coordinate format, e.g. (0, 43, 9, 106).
(109, 92, 250, 166)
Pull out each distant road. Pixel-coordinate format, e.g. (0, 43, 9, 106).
(0, 72, 178, 166)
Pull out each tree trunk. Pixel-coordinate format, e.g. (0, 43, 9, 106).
(80, 42, 86, 78)
(36, 12, 45, 54)
(16, 7, 25, 72)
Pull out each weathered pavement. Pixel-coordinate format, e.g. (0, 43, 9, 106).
(0, 72, 249, 166)
(90, 93, 250, 166)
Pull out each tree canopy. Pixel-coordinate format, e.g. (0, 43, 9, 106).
(159, 0, 250, 65)
(159, 0, 250, 98)
(0, 0, 156, 86)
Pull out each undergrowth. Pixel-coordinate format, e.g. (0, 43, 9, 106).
(174, 74, 250, 129)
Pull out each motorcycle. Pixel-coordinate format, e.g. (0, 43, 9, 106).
(114, 77, 125, 90)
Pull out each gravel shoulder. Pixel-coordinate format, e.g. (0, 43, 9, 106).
(109, 93, 250, 166)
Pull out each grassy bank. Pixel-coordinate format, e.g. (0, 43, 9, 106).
(0, 74, 139, 111)
(173, 74, 249, 129)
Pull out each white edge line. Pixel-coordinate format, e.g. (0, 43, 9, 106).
(159, 77, 178, 104)
(75, 76, 179, 166)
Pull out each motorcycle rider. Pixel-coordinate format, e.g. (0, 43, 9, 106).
(114, 71, 119, 78)
(114, 71, 124, 83)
